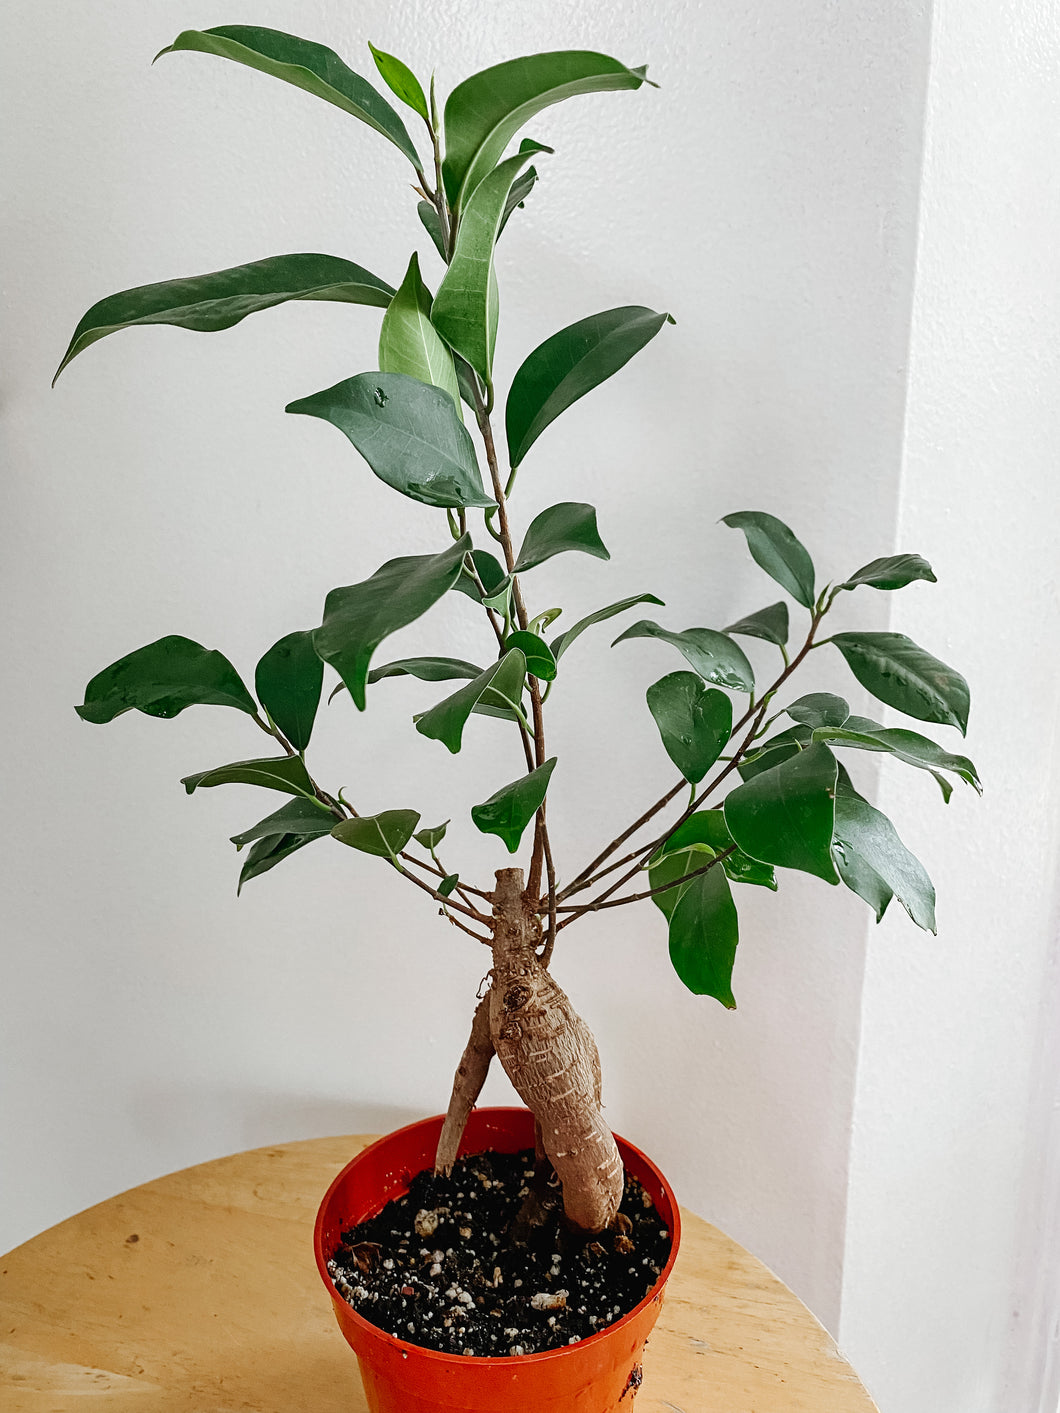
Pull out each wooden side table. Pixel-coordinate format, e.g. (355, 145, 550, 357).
(0, 1136, 878, 1411)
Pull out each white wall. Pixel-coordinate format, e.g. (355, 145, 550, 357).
(2, 2, 1055, 1409)
(837, 2, 1060, 1410)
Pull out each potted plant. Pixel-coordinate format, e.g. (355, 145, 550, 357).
(57, 23, 979, 1413)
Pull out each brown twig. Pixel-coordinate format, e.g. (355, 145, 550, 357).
(555, 849, 734, 926)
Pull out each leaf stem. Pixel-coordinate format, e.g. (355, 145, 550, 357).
(554, 849, 734, 924)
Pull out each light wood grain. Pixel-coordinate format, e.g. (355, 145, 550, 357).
(0, 1136, 878, 1412)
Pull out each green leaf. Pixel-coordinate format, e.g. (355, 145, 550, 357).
(471, 757, 557, 853)
(157, 27, 421, 167)
(551, 593, 664, 660)
(498, 166, 539, 236)
(648, 843, 739, 1005)
(432, 144, 550, 381)
(287, 372, 494, 509)
(416, 648, 526, 753)
(314, 535, 471, 710)
(723, 601, 789, 647)
(414, 820, 449, 850)
(513, 502, 610, 574)
(368, 41, 428, 120)
(786, 693, 850, 729)
(378, 253, 461, 414)
(658, 810, 777, 890)
(452, 549, 507, 603)
(230, 797, 335, 850)
(723, 741, 839, 884)
(255, 630, 323, 752)
(231, 798, 335, 891)
(829, 632, 970, 734)
(181, 754, 316, 797)
(737, 725, 812, 781)
(811, 717, 981, 794)
(612, 621, 754, 693)
(482, 576, 513, 617)
(505, 306, 674, 468)
(369, 657, 482, 684)
(443, 50, 650, 213)
(54, 253, 395, 383)
(721, 511, 816, 610)
(236, 831, 322, 893)
(417, 201, 448, 261)
(438, 873, 460, 897)
(646, 672, 732, 784)
(505, 631, 557, 682)
(838, 554, 937, 592)
(332, 808, 420, 858)
(77, 635, 256, 724)
(832, 770, 935, 931)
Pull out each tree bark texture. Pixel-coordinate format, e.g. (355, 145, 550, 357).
(434, 867, 624, 1233)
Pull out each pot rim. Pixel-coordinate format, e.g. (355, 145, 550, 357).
(313, 1105, 681, 1367)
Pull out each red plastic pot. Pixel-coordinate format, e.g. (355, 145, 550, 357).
(314, 1106, 680, 1413)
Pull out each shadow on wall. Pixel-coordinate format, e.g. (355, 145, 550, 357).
(129, 1086, 428, 1156)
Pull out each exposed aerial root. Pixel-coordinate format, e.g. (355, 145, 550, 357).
(434, 992, 495, 1176)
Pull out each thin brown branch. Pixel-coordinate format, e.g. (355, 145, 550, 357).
(555, 849, 734, 927)
(399, 851, 493, 903)
(394, 862, 491, 924)
(557, 779, 686, 903)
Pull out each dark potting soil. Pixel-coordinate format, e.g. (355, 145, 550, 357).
(327, 1148, 671, 1357)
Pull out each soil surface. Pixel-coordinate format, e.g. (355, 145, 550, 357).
(327, 1147, 672, 1357)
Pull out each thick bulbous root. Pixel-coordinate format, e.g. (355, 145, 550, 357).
(433, 868, 624, 1234)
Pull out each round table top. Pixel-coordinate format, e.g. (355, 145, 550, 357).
(0, 1135, 878, 1412)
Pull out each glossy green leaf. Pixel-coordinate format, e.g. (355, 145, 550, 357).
(369, 657, 482, 684)
(724, 741, 839, 884)
(181, 754, 316, 798)
(77, 635, 256, 724)
(332, 808, 420, 857)
(314, 534, 471, 710)
(838, 554, 937, 592)
(471, 757, 557, 853)
(157, 27, 421, 167)
(55, 253, 394, 383)
(231, 799, 334, 891)
(722, 511, 816, 610)
(786, 693, 850, 729)
(414, 820, 449, 850)
(499, 166, 539, 235)
(230, 797, 335, 850)
(646, 672, 732, 783)
(438, 873, 460, 897)
(287, 372, 494, 509)
(368, 41, 428, 120)
(236, 831, 322, 892)
(255, 631, 323, 752)
(513, 502, 610, 574)
(378, 253, 461, 413)
(832, 771, 935, 931)
(452, 549, 507, 603)
(737, 725, 812, 781)
(658, 810, 776, 890)
(648, 843, 739, 1005)
(481, 576, 513, 617)
(415, 648, 526, 753)
(811, 717, 981, 794)
(417, 201, 447, 261)
(829, 632, 970, 735)
(724, 601, 789, 647)
(443, 50, 650, 213)
(505, 631, 557, 681)
(612, 621, 754, 693)
(505, 306, 674, 468)
(432, 144, 550, 380)
(550, 593, 664, 660)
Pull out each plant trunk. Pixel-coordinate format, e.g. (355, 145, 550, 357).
(435, 867, 623, 1233)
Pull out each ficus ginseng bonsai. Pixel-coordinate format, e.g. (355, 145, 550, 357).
(60, 26, 979, 1242)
